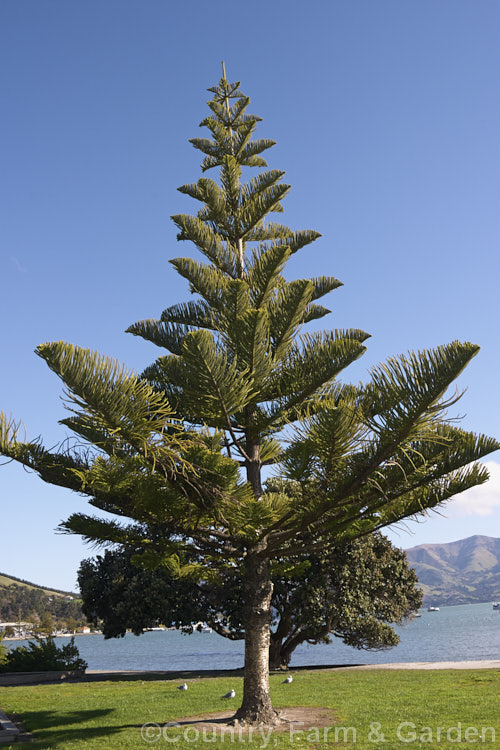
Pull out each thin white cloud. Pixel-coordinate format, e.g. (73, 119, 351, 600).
(448, 461, 500, 517)
(11, 256, 28, 273)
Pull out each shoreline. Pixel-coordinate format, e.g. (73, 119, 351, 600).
(85, 659, 500, 676)
(1, 660, 498, 687)
(2, 631, 101, 642)
(82, 659, 500, 681)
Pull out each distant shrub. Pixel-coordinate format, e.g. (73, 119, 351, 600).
(0, 632, 7, 665)
(0, 636, 87, 673)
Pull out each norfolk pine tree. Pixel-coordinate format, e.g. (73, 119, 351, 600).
(1, 70, 498, 725)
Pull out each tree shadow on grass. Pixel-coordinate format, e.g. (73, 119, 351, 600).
(73, 668, 245, 684)
(71, 664, 364, 686)
(13, 707, 123, 747)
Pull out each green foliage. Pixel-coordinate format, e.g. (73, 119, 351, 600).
(269, 532, 422, 668)
(0, 577, 84, 627)
(0, 632, 7, 665)
(0, 69, 498, 721)
(1, 74, 495, 564)
(78, 551, 201, 638)
(78, 531, 422, 667)
(0, 636, 87, 673)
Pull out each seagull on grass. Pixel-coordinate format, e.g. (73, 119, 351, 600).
(177, 683, 188, 691)
(282, 675, 293, 684)
(221, 689, 236, 699)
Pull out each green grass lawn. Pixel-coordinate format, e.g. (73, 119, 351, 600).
(0, 669, 498, 749)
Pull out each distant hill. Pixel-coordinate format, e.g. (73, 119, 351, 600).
(405, 535, 500, 606)
(0, 572, 82, 626)
(0, 572, 77, 598)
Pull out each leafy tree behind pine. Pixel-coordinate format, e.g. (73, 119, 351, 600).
(1, 69, 498, 725)
(77, 530, 422, 670)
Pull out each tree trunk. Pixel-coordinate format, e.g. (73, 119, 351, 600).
(269, 637, 282, 671)
(268, 604, 294, 670)
(245, 437, 263, 500)
(233, 549, 281, 726)
(269, 639, 293, 670)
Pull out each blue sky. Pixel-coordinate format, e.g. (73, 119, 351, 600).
(1, 1, 499, 591)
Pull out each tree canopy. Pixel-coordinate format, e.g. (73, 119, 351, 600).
(78, 530, 422, 669)
(1, 69, 498, 724)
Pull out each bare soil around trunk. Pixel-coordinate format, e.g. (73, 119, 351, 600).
(170, 706, 336, 732)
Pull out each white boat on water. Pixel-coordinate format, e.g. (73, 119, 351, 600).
(493, 602, 499, 610)
(427, 606, 440, 612)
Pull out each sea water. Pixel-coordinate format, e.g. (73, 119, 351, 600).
(7, 602, 499, 671)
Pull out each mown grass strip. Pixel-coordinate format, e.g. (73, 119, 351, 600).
(0, 668, 498, 749)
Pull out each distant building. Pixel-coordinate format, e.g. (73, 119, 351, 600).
(0, 621, 34, 638)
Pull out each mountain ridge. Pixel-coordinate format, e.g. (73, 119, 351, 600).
(0, 572, 77, 598)
(405, 535, 500, 606)
(0, 572, 83, 629)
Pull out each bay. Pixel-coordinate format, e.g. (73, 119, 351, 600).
(8, 603, 499, 671)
